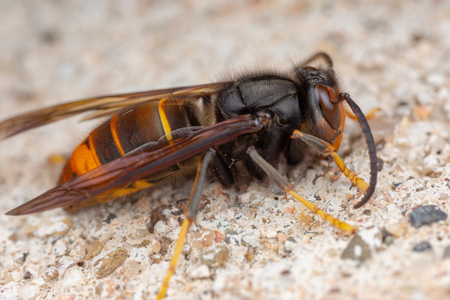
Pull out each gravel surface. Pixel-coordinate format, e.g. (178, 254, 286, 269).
(1, 1, 450, 300)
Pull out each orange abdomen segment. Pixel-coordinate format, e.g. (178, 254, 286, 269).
(59, 137, 99, 183)
(58, 99, 195, 192)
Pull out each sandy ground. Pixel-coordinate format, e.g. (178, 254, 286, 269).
(1, 1, 450, 299)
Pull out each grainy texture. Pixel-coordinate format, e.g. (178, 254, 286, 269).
(1, 1, 450, 300)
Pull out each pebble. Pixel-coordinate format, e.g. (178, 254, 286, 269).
(191, 228, 215, 250)
(359, 227, 383, 251)
(169, 216, 179, 228)
(4, 267, 22, 282)
(298, 212, 313, 227)
(284, 205, 295, 213)
(44, 266, 59, 281)
(31, 276, 46, 288)
(382, 229, 395, 246)
(386, 222, 408, 237)
(241, 232, 260, 248)
(413, 241, 432, 252)
(443, 245, 450, 259)
(214, 230, 225, 242)
(123, 260, 141, 276)
(265, 229, 277, 239)
(134, 228, 149, 238)
(278, 233, 288, 243)
(56, 294, 76, 300)
(70, 241, 86, 262)
(93, 248, 128, 279)
(15, 253, 27, 265)
(101, 213, 117, 224)
(63, 268, 84, 287)
(244, 247, 254, 262)
(189, 264, 210, 279)
(58, 257, 77, 277)
(21, 285, 40, 299)
(426, 71, 447, 87)
(0, 282, 19, 299)
(413, 105, 433, 120)
(409, 205, 447, 228)
(341, 235, 371, 262)
(149, 239, 161, 254)
(26, 216, 72, 238)
(53, 239, 69, 256)
(23, 271, 32, 280)
(152, 254, 162, 264)
(154, 220, 169, 236)
(283, 237, 297, 252)
(201, 245, 230, 268)
(86, 240, 104, 260)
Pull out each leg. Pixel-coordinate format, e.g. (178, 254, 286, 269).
(211, 149, 235, 188)
(302, 52, 333, 68)
(345, 106, 380, 121)
(157, 149, 215, 300)
(247, 147, 356, 235)
(292, 130, 369, 192)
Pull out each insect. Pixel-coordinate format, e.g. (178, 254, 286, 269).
(1, 53, 377, 299)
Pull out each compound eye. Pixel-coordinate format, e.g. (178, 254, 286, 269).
(314, 85, 341, 130)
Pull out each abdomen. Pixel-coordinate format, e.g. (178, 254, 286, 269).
(59, 98, 202, 209)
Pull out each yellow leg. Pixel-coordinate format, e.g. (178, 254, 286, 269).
(157, 219, 192, 300)
(292, 130, 369, 193)
(328, 152, 369, 193)
(345, 107, 380, 121)
(286, 190, 356, 234)
(157, 149, 215, 299)
(247, 147, 356, 235)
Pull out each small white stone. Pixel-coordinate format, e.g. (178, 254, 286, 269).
(189, 264, 210, 279)
(57, 257, 77, 277)
(212, 275, 227, 293)
(129, 247, 150, 263)
(169, 216, 179, 228)
(63, 268, 84, 288)
(284, 240, 297, 252)
(54, 240, 68, 256)
(167, 227, 181, 241)
(154, 220, 168, 236)
(242, 232, 260, 248)
(238, 192, 252, 203)
(265, 229, 277, 239)
(426, 71, 447, 87)
(30, 276, 46, 287)
(0, 282, 19, 299)
(359, 227, 382, 251)
(21, 284, 40, 300)
(354, 245, 363, 257)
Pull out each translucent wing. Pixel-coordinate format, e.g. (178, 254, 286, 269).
(6, 115, 264, 215)
(0, 82, 229, 140)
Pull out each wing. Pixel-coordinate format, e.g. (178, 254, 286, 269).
(0, 82, 230, 140)
(6, 114, 265, 215)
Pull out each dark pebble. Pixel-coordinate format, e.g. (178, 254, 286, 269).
(101, 213, 117, 224)
(377, 158, 384, 172)
(409, 205, 447, 228)
(23, 271, 32, 280)
(413, 241, 432, 252)
(382, 228, 395, 245)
